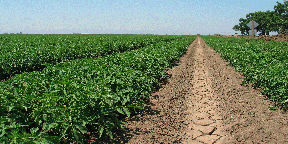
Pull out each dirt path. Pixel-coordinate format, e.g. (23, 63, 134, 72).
(119, 37, 288, 144)
(184, 37, 230, 143)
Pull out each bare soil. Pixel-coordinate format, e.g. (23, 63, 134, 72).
(236, 33, 288, 41)
(94, 37, 288, 143)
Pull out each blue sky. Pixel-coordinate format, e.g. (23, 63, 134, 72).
(0, 0, 283, 35)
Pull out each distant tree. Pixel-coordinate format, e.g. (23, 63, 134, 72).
(232, 18, 250, 35)
(248, 11, 278, 35)
(233, 11, 278, 35)
(233, 1, 288, 35)
(273, 1, 288, 34)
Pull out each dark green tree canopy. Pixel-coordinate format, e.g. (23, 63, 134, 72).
(233, 1, 288, 35)
(274, 1, 288, 33)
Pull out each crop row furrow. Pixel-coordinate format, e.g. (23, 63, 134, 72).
(202, 36, 288, 109)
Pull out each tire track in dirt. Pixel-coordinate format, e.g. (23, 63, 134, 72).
(184, 37, 229, 144)
(122, 37, 231, 144)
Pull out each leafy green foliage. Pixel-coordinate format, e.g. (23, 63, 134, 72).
(202, 36, 288, 109)
(0, 34, 181, 80)
(233, 11, 277, 35)
(0, 36, 196, 143)
(274, 1, 288, 33)
(233, 1, 288, 35)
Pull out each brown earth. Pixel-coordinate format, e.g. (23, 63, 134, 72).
(236, 33, 288, 41)
(93, 37, 288, 143)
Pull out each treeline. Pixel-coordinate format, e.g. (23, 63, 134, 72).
(233, 1, 288, 35)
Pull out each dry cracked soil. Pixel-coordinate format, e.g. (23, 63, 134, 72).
(94, 37, 288, 144)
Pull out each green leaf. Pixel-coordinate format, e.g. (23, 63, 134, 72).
(108, 130, 113, 139)
(30, 127, 39, 135)
(75, 124, 87, 134)
(122, 107, 130, 117)
(99, 126, 104, 138)
(116, 107, 125, 115)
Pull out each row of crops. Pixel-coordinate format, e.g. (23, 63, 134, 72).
(0, 35, 196, 143)
(0, 34, 182, 80)
(202, 36, 288, 109)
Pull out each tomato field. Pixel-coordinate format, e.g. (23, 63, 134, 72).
(0, 35, 182, 80)
(0, 35, 196, 143)
(1, 34, 287, 143)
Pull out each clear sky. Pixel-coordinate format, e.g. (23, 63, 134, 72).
(0, 0, 283, 35)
